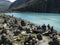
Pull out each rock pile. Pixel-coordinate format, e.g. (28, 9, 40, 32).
(0, 14, 60, 45)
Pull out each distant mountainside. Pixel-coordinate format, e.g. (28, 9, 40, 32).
(9, 0, 31, 9)
(0, 0, 11, 12)
(9, 0, 60, 13)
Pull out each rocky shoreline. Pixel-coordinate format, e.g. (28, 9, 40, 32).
(0, 14, 60, 45)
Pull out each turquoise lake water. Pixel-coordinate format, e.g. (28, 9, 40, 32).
(6, 13, 60, 31)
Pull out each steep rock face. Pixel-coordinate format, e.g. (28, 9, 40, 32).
(0, 0, 11, 12)
(10, 0, 60, 13)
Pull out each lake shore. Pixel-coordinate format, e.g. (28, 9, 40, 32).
(5, 12, 60, 32)
(0, 13, 60, 45)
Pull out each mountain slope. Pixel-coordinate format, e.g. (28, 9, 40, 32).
(9, 0, 31, 9)
(0, 0, 11, 12)
(9, 0, 60, 13)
